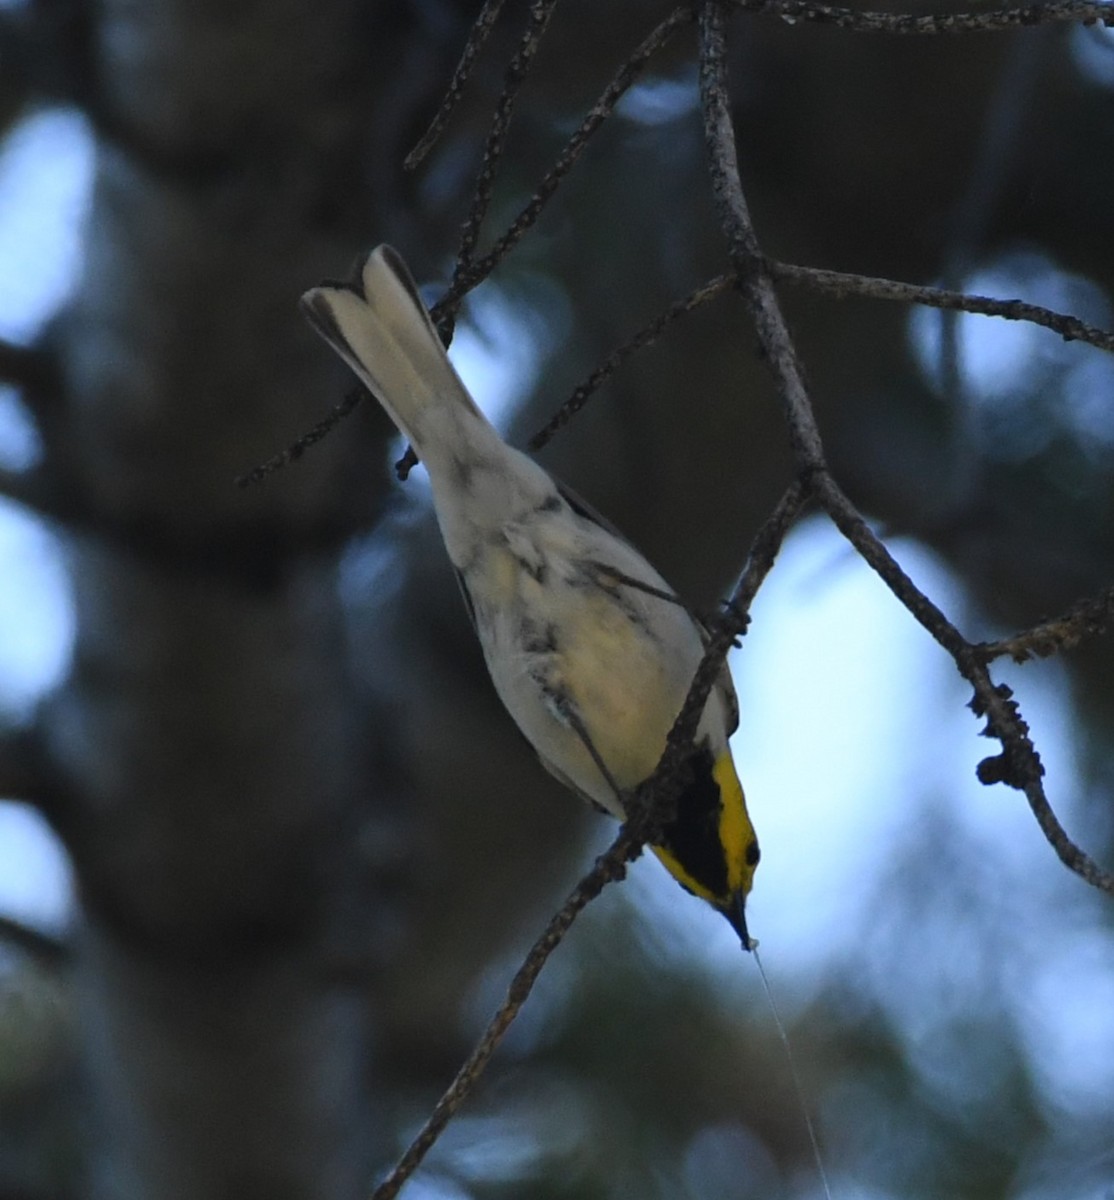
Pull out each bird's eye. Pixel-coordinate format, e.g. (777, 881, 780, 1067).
(745, 841, 761, 866)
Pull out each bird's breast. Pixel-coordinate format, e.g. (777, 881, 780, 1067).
(465, 535, 706, 803)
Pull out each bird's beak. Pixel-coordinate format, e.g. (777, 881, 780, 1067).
(721, 890, 753, 951)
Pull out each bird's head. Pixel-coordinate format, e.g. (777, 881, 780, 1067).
(650, 745, 759, 949)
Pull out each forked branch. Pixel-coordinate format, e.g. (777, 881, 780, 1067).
(697, 0, 1113, 895)
(359, 4, 1114, 1196)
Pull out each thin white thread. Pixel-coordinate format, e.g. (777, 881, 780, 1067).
(751, 945, 834, 1200)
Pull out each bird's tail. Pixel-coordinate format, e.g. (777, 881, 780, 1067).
(300, 246, 497, 460)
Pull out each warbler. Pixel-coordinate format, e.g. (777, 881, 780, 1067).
(301, 246, 760, 943)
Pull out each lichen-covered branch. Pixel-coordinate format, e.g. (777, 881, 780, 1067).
(727, 0, 1114, 34)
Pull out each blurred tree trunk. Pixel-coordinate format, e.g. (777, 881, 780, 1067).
(16, 2, 645, 1194)
(31, 3, 415, 1196)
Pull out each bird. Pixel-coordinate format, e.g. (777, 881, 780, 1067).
(300, 245, 760, 944)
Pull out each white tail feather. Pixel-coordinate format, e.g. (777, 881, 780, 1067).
(300, 246, 494, 459)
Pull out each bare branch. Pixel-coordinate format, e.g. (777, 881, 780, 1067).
(431, 5, 699, 326)
(768, 261, 1114, 354)
(531, 256, 1114, 454)
(641, 481, 808, 808)
(976, 585, 1114, 663)
(727, 0, 1114, 34)
(530, 272, 734, 451)
(272, 4, 699, 486)
(387, 6, 697, 483)
(404, 0, 512, 170)
(698, 4, 825, 474)
(235, 388, 365, 488)
(387, 1, 563, 485)
(964, 665, 1113, 892)
(698, 0, 1114, 896)
(224, 0, 1114, 491)
(370, 481, 806, 1200)
(440, 0, 562, 340)
(370, 827, 634, 1200)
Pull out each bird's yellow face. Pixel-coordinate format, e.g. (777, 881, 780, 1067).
(650, 748, 758, 942)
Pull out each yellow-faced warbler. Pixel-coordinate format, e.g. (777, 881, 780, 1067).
(301, 246, 760, 942)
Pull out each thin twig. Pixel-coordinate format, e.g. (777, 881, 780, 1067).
(389, 1, 562, 485)
(263, 0, 1114, 481)
(962, 657, 1111, 892)
(804, 471, 1114, 904)
(313, 4, 695, 484)
(532, 257, 1114, 454)
(440, 0, 561, 340)
(644, 481, 807, 792)
(431, 5, 699, 326)
(698, 0, 1113, 896)
(404, 0, 512, 170)
(370, 481, 806, 1200)
(975, 585, 1114, 663)
(235, 388, 365, 488)
(280, 248, 1114, 487)
(768, 261, 1114, 354)
(370, 828, 637, 1200)
(393, 5, 696, 481)
(727, 0, 1114, 33)
(530, 273, 735, 451)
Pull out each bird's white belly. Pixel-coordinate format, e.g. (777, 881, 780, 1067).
(467, 540, 705, 813)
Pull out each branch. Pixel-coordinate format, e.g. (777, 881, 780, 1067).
(370, 828, 633, 1200)
(235, 387, 365, 488)
(171, 247, 1114, 492)
(431, 5, 698, 326)
(975, 585, 1114, 663)
(768, 261, 1114, 354)
(370, 481, 806, 1200)
(389, 1, 563, 483)
(531, 256, 1114, 453)
(404, 0, 512, 170)
(698, 4, 825, 474)
(697, 1, 1114, 896)
(387, 5, 696, 482)
(645, 481, 809, 790)
(727, 0, 1114, 33)
(440, 0, 561, 340)
(530, 272, 734, 451)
